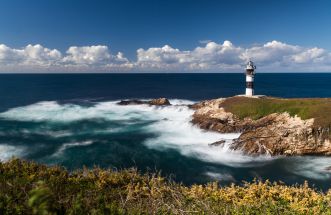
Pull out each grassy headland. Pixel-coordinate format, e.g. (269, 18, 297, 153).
(221, 97, 331, 128)
(1, 159, 331, 214)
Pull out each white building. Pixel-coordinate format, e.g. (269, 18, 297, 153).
(245, 61, 256, 96)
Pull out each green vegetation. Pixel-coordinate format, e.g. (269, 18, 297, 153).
(221, 97, 331, 127)
(1, 159, 331, 214)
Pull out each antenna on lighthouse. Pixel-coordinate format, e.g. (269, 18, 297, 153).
(245, 60, 256, 96)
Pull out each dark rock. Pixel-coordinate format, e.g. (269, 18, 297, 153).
(117, 98, 171, 106)
(209, 140, 226, 147)
(148, 98, 171, 106)
(117, 100, 147, 105)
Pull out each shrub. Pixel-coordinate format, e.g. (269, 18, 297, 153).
(0, 159, 330, 214)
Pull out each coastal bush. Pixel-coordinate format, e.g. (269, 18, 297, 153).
(1, 159, 331, 214)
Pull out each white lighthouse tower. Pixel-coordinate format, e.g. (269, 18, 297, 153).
(245, 60, 256, 96)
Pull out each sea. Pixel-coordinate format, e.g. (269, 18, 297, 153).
(1, 73, 331, 190)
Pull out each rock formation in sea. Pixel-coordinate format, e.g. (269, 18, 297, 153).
(149, 98, 171, 106)
(191, 97, 331, 156)
(117, 98, 171, 106)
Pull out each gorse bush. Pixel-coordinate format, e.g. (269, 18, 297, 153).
(1, 159, 331, 214)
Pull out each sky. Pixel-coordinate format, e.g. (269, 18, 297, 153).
(0, 0, 330, 72)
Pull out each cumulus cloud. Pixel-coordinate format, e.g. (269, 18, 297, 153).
(24, 44, 62, 65)
(0, 44, 130, 72)
(136, 45, 190, 69)
(191, 41, 243, 68)
(136, 41, 243, 70)
(0, 40, 330, 72)
(135, 40, 331, 72)
(0, 44, 61, 66)
(243, 41, 331, 71)
(63, 45, 111, 65)
(241, 41, 300, 64)
(63, 45, 129, 66)
(291, 47, 326, 64)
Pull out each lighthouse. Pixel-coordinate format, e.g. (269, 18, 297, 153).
(245, 60, 256, 96)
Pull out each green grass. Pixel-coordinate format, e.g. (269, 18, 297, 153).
(221, 97, 331, 128)
(1, 159, 331, 214)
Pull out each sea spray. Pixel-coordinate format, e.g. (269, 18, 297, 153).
(0, 100, 330, 185)
(0, 144, 24, 161)
(141, 104, 272, 167)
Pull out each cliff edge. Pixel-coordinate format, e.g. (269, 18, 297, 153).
(191, 96, 331, 156)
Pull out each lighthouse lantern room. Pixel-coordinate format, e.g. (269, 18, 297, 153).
(245, 60, 256, 96)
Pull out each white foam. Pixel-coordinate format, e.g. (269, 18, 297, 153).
(205, 171, 236, 182)
(53, 140, 95, 156)
(0, 144, 23, 161)
(0, 101, 95, 122)
(0, 100, 273, 167)
(141, 104, 273, 167)
(286, 157, 331, 180)
(169, 99, 196, 105)
(0, 100, 177, 123)
(3, 99, 331, 182)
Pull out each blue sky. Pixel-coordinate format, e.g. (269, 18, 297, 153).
(0, 0, 330, 72)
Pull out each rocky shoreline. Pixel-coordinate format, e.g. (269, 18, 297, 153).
(191, 98, 331, 156)
(119, 97, 331, 156)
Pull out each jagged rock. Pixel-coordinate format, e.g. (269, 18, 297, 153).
(191, 98, 252, 133)
(117, 100, 147, 105)
(149, 98, 171, 106)
(192, 98, 331, 156)
(117, 98, 171, 106)
(209, 140, 226, 147)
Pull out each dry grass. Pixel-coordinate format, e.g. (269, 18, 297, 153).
(1, 159, 331, 214)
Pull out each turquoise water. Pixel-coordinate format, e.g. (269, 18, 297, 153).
(0, 73, 331, 190)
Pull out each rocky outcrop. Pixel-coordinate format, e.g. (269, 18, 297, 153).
(192, 98, 331, 156)
(149, 98, 171, 106)
(118, 98, 171, 106)
(117, 100, 147, 105)
(208, 140, 226, 147)
(191, 98, 251, 133)
(117, 96, 331, 156)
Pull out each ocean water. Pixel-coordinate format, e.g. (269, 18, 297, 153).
(1, 73, 331, 190)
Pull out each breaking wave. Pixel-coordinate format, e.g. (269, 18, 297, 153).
(204, 171, 236, 182)
(285, 156, 331, 180)
(0, 144, 24, 161)
(53, 140, 95, 157)
(0, 99, 330, 186)
(0, 99, 272, 167)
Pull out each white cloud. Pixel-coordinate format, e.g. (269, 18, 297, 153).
(191, 41, 243, 68)
(0, 44, 130, 72)
(136, 45, 190, 70)
(241, 40, 300, 64)
(0, 44, 24, 64)
(0, 41, 330, 72)
(136, 40, 331, 72)
(0, 44, 62, 67)
(24, 44, 62, 65)
(63, 45, 111, 65)
(291, 47, 326, 64)
(136, 41, 243, 70)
